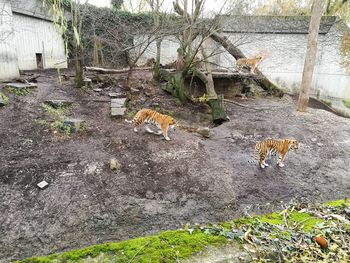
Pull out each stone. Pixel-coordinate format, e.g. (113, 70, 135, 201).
(83, 77, 92, 87)
(37, 181, 49, 189)
(110, 158, 121, 171)
(196, 127, 211, 138)
(111, 107, 126, 117)
(44, 99, 72, 108)
(130, 88, 140, 94)
(311, 138, 317, 142)
(5, 82, 37, 89)
(0, 96, 5, 107)
(108, 92, 120, 98)
(111, 98, 127, 108)
(93, 88, 102, 92)
(63, 118, 86, 133)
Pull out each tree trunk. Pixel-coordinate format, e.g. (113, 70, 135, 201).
(153, 38, 162, 80)
(297, 0, 325, 112)
(208, 95, 228, 124)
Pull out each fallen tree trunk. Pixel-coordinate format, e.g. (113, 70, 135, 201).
(85, 66, 152, 74)
(210, 32, 283, 97)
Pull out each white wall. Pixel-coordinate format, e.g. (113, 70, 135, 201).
(135, 24, 350, 101)
(12, 14, 67, 70)
(0, 0, 19, 80)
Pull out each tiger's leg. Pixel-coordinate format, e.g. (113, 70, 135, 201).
(161, 125, 171, 141)
(259, 150, 268, 168)
(145, 126, 155, 134)
(133, 122, 142, 132)
(277, 153, 286, 167)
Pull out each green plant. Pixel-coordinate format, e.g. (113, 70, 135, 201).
(0, 92, 9, 105)
(39, 103, 72, 134)
(5, 87, 32, 96)
(342, 99, 350, 108)
(198, 93, 209, 103)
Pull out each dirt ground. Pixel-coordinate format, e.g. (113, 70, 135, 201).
(1, 69, 350, 261)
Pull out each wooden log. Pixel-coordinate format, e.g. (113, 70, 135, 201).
(85, 66, 152, 74)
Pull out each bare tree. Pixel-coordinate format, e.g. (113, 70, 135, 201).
(297, 0, 325, 112)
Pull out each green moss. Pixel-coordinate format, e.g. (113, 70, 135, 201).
(342, 99, 350, 109)
(0, 92, 9, 105)
(19, 230, 227, 263)
(324, 198, 350, 207)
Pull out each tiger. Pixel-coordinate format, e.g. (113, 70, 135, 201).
(125, 108, 177, 141)
(236, 55, 263, 74)
(255, 139, 299, 169)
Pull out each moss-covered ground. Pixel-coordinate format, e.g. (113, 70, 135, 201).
(16, 198, 350, 262)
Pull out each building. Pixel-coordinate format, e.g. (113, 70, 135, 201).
(137, 16, 350, 104)
(0, 0, 67, 80)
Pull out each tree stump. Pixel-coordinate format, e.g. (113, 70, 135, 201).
(208, 95, 229, 124)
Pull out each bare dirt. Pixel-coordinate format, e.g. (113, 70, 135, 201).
(1, 69, 350, 262)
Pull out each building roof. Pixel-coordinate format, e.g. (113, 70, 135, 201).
(11, 0, 52, 21)
(217, 15, 337, 34)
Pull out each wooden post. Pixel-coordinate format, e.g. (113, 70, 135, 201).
(297, 0, 325, 112)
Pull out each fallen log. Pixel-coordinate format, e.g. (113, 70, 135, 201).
(85, 66, 153, 74)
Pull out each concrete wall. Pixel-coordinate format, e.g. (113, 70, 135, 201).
(214, 22, 350, 101)
(0, 0, 19, 80)
(135, 22, 350, 101)
(13, 13, 67, 70)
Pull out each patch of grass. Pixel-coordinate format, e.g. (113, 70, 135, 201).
(18, 230, 227, 263)
(324, 198, 350, 207)
(0, 92, 9, 105)
(5, 87, 32, 96)
(39, 103, 72, 135)
(342, 99, 350, 109)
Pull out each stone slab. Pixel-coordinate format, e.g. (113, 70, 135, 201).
(5, 82, 37, 89)
(111, 107, 126, 117)
(111, 98, 126, 108)
(37, 181, 49, 189)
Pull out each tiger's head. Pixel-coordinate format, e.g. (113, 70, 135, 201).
(255, 55, 263, 61)
(288, 139, 299, 150)
(167, 116, 177, 130)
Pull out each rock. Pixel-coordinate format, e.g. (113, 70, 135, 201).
(111, 98, 127, 108)
(317, 142, 324, 147)
(108, 92, 125, 98)
(93, 88, 102, 92)
(44, 99, 72, 108)
(0, 95, 5, 107)
(110, 158, 121, 171)
(311, 138, 317, 142)
(111, 107, 126, 117)
(130, 88, 140, 94)
(5, 82, 37, 89)
(83, 77, 92, 87)
(37, 181, 49, 189)
(196, 127, 211, 138)
(63, 118, 86, 133)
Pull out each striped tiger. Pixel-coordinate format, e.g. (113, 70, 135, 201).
(255, 139, 299, 168)
(125, 108, 177, 141)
